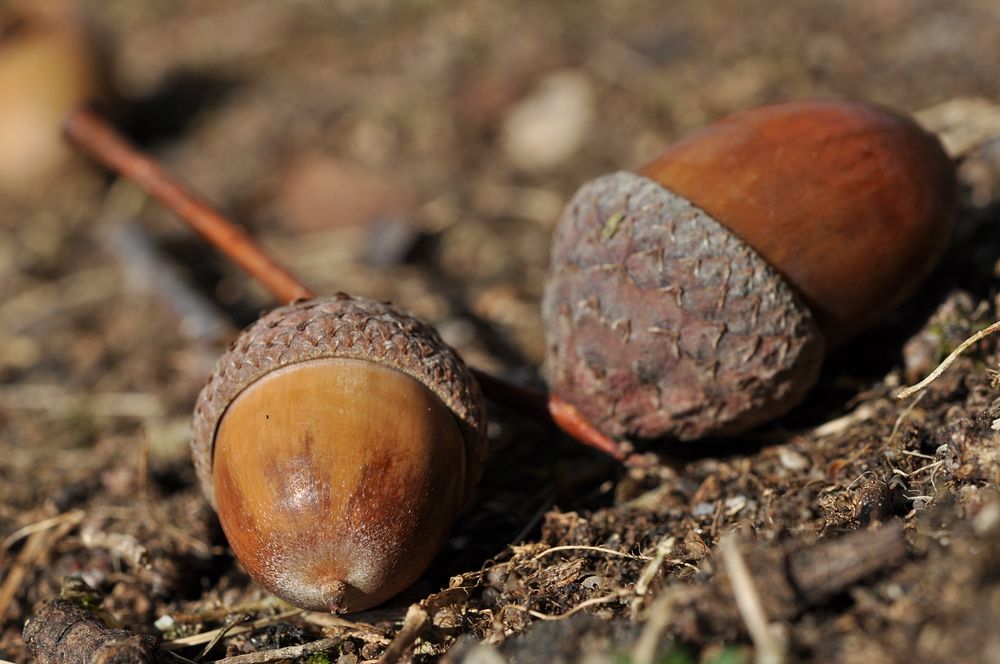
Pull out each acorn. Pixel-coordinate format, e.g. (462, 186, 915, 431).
(191, 294, 487, 613)
(0, 0, 112, 197)
(542, 100, 957, 444)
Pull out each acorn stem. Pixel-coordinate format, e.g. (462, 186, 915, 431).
(63, 107, 627, 460)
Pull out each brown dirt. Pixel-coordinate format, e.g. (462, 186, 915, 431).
(3, 1, 1000, 662)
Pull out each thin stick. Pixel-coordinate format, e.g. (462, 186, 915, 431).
(64, 107, 315, 304)
(523, 590, 626, 621)
(198, 613, 248, 660)
(631, 535, 676, 619)
(161, 610, 301, 650)
(530, 545, 648, 562)
(63, 107, 626, 459)
(377, 603, 426, 664)
(209, 637, 340, 664)
(897, 320, 1000, 399)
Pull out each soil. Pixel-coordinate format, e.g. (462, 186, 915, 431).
(3, 1, 1000, 662)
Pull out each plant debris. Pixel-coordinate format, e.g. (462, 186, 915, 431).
(3, 2, 1000, 663)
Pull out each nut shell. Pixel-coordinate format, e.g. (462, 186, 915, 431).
(213, 358, 468, 611)
(543, 171, 825, 442)
(193, 294, 487, 508)
(641, 99, 957, 346)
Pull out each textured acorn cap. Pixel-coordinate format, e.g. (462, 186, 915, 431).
(543, 171, 825, 443)
(192, 294, 488, 510)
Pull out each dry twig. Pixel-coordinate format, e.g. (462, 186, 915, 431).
(631, 536, 676, 620)
(161, 610, 302, 650)
(378, 588, 467, 664)
(888, 391, 927, 446)
(530, 545, 648, 563)
(208, 638, 340, 664)
(23, 600, 157, 663)
(378, 603, 427, 664)
(785, 524, 907, 605)
(197, 613, 249, 661)
(524, 590, 626, 621)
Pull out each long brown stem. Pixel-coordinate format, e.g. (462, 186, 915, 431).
(64, 106, 625, 460)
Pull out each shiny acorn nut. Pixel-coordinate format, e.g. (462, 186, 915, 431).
(640, 100, 958, 347)
(543, 99, 957, 444)
(192, 295, 487, 613)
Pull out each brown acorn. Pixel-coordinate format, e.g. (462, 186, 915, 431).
(542, 100, 957, 444)
(191, 294, 487, 613)
(0, 0, 112, 197)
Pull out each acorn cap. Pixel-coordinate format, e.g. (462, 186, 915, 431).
(542, 171, 825, 442)
(192, 294, 488, 509)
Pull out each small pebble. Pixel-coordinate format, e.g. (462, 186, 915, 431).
(778, 447, 810, 472)
(501, 70, 594, 172)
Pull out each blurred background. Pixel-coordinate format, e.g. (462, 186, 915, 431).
(4, 0, 1000, 376)
(2, 0, 1000, 660)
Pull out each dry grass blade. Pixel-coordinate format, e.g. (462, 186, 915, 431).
(888, 390, 927, 446)
(897, 320, 1000, 399)
(0, 530, 45, 625)
(0, 511, 85, 625)
(378, 588, 468, 663)
(524, 589, 626, 621)
(1, 509, 85, 552)
(161, 610, 302, 650)
(530, 545, 649, 562)
(631, 536, 676, 619)
(198, 613, 249, 661)
(208, 637, 340, 663)
(720, 536, 786, 664)
(635, 537, 676, 596)
(168, 600, 283, 625)
(299, 610, 385, 636)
